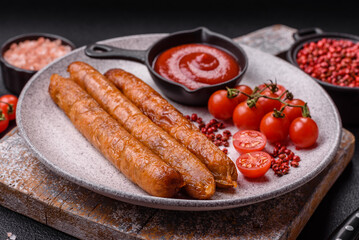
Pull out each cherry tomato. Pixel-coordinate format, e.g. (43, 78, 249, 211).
(231, 85, 253, 105)
(260, 111, 290, 143)
(0, 102, 14, 121)
(208, 85, 252, 120)
(289, 117, 319, 148)
(232, 101, 264, 130)
(208, 89, 238, 120)
(233, 130, 267, 154)
(282, 99, 307, 123)
(256, 91, 282, 114)
(258, 83, 287, 98)
(0, 108, 9, 133)
(0, 94, 18, 121)
(236, 151, 272, 178)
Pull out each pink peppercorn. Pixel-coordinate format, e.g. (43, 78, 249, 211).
(270, 143, 301, 176)
(297, 38, 359, 87)
(187, 113, 231, 154)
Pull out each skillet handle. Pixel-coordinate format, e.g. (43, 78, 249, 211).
(327, 207, 359, 240)
(85, 43, 146, 63)
(293, 28, 323, 41)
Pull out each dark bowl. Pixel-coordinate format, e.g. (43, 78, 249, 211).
(287, 28, 359, 125)
(0, 33, 76, 95)
(85, 27, 248, 106)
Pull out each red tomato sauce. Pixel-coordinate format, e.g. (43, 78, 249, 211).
(154, 43, 240, 90)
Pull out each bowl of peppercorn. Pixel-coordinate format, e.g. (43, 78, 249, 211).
(287, 27, 359, 125)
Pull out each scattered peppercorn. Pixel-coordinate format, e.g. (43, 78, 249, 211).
(185, 113, 232, 154)
(270, 143, 301, 176)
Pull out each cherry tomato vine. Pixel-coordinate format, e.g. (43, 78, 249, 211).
(207, 80, 320, 178)
(228, 81, 311, 119)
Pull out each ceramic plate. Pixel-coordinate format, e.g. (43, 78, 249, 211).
(17, 34, 342, 211)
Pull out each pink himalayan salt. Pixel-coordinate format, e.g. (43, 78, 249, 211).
(3, 37, 72, 71)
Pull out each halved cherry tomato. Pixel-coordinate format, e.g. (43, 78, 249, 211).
(256, 91, 282, 114)
(233, 130, 267, 154)
(232, 101, 264, 130)
(289, 117, 319, 148)
(260, 111, 290, 143)
(208, 85, 252, 120)
(236, 151, 272, 178)
(0, 94, 18, 121)
(282, 99, 307, 123)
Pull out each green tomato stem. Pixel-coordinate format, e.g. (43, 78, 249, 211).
(0, 111, 6, 121)
(0, 101, 13, 114)
(238, 82, 311, 118)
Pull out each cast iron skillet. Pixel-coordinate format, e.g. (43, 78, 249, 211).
(287, 28, 359, 125)
(85, 27, 248, 106)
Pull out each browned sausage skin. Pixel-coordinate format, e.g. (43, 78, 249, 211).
(67, 61, 215, 199)
(104, 69, 238, 188)
(49, 74, 184, 198)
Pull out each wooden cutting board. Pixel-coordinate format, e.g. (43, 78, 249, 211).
(0, 24, 355, 240)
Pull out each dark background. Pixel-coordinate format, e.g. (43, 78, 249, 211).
(1, 1, 359, 239)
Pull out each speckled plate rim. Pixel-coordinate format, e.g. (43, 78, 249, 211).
(16, 33, 342, 211)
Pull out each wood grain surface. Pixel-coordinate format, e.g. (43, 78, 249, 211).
(0, 25, 355, 239)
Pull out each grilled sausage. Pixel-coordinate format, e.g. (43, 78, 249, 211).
(67, 61, 215, 199)
(105, 69, 238, 188)
(49, 74, 184, 198)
